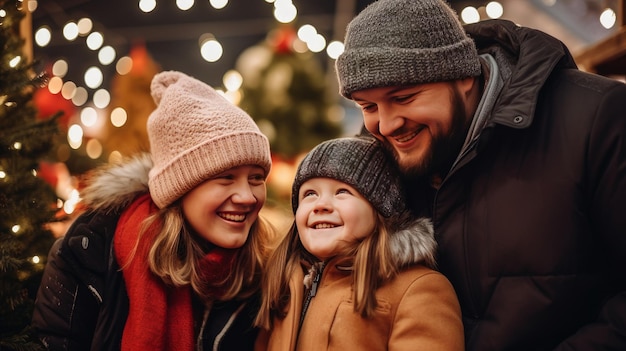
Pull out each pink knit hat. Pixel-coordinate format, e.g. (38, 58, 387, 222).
(147, 71, 271, 208)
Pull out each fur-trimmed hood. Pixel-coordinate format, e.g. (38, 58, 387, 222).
(320, 216, 437, 274)
(80, 153, 153, 213)
(388, 217, 437, 269)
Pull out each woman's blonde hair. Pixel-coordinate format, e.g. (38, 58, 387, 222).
(255, 212, 402, 329)
(134, 204, 275, 302)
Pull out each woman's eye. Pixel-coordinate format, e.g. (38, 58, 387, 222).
(249, 174, 266, 183)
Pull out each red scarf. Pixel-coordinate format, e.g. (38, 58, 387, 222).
(114, 194, 237, 350)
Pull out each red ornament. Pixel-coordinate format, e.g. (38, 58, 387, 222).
(269, 26, 296, 54)
(34, 87, 75, 131)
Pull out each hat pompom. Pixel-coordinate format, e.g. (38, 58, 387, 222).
(150, 71, 185, 105)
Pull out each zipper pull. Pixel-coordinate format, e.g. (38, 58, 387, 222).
(309, 271, 321, 297)
(310, 261, 326, 297)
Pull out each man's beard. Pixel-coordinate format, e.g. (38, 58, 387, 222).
(386, 86, 470, 181)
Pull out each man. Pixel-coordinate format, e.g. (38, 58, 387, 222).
(335, 0, 626, 350)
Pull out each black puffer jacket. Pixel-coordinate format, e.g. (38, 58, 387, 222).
(32, 154, 260, 350)
(417, 20, 626, 351)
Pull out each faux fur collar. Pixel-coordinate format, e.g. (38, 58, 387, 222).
(388, 217, 436, 269)
(323, 217, 437, 272)
(80, 153, 153, 213)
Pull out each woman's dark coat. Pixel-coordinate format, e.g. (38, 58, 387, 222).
(31, 155, 260, 350)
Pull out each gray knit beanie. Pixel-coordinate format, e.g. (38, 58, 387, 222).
(291, 136, 405, 218)
(147, 71, 271, 208)
(336, 0, 481, 98)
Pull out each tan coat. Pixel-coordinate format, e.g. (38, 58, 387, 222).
(258, 218, 464, 351)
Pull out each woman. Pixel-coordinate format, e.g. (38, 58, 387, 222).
(32, 71, 275, 350)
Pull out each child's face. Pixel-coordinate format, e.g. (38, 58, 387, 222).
(295, 177, 376, 260)
(182, 165, 267, 249)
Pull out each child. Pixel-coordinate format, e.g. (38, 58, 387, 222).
(32, 71, 274, 350)
(255, 136, 464, 350)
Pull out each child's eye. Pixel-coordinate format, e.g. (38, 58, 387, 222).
(302, 190, 317, 198)
(336, 188, 352, 195)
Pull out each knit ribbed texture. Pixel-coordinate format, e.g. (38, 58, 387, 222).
(292, 136, 405, 218)
(147, 71, 271, 208)
(336, 0, 481, 98)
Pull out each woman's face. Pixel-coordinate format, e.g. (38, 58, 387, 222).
(295, 177, 376, 260)
(181, 165, 267, 249)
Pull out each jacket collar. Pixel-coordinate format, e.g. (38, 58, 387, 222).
(464, 19, 577, 129)
(81, 153, 152, 212)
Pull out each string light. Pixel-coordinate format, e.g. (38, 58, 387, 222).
(461, 6, 480, 24)
(599, 8, 616, 29)
(93, 89, 110, 109)
(34, 26, 51, 47)
(110, 107, 128, 127)
(9, 55, 21, 67)
(80, 107, 98, 127)
(223, 70, 243, 91)
(67, 124, 83, 149)
(209, 0, 228, 10)
(199, 35, 223, 62)
(72, 87, 89, 106)
(116, 56, 133, 75)
(86, 139, 103, 159)
(86, 31, 104, 50)
(63, 189, 81, 214)
(52, 60, 68, 77)
(326, 41, 344, 60)
(138, 0, 156, 13)
(84, 66, 103, 89)
(176, 0, 194, 11)
(32, 0, 619, 170)
(77, 17, 93, 35)
(62, 21, 79, 41)
(98, 46, 116, 65)
(273, 0, 297, 23)
(61, 81, 77, 100)
(485, 1, 503, 19)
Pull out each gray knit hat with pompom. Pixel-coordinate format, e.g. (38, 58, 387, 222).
(291, 136, 405, 218)
(336, 0, 481, 98)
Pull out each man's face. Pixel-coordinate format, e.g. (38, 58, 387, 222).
(351, 81, 472, 180)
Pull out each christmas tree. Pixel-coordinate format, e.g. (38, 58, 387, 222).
(0, 0, 60, 349)
(236, 25, 343, 160)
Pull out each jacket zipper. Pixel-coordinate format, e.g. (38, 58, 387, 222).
(298, 261, 326, 337)
(434, 140, 480, 319)
(196, 301, 246, 351)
